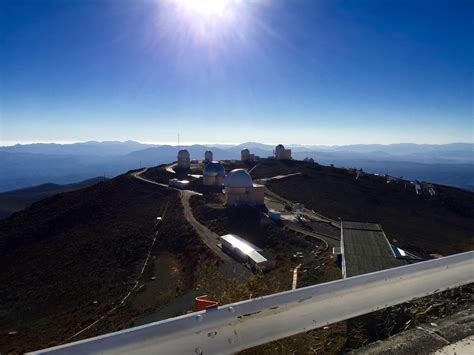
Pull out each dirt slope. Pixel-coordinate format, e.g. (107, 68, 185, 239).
(0, 173, 209, 353)
(263, 160, 473, 255)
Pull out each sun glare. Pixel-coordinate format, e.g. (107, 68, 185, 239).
(155, 0, 257, 51)
(174, 0, 235, 16)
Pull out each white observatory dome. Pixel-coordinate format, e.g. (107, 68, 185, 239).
(203, 161, 225, 177)
(275, 144, 285, 151)
(225, 169, 253, 188)
(241, 148, 250, 155)
(178, 149, 190, 159)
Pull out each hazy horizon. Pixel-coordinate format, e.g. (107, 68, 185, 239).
(1, 139, 473, 148)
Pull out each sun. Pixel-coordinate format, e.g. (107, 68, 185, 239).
(174, 0, 235, 16)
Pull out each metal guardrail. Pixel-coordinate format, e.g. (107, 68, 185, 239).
(32, 251, 474, 355)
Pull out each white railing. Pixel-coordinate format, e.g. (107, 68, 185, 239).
(32, 251, 473, 355)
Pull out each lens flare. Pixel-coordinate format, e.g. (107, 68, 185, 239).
(174, 0, 235, 16)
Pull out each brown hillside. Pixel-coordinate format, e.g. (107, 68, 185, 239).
(0, 173, 211, 353)
(260, 160, 474, 256)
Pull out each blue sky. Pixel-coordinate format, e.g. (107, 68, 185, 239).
(1, 0, 473, 145)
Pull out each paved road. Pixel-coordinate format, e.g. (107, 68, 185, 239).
(180, 191, 250, 278)
(255, 172, 302, 183)
(132, 169, 168, 188)
(286, 224, 339, 249)
(132, 169, 220, 256)
(131, 168, 249, 279)
(260, 178, 340, 248)
(131, 168, 201, 195)
(180, 191, 226, 258)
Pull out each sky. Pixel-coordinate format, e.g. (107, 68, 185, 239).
(1, 0, 473, 146)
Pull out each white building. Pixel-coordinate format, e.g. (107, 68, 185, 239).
(203, 161, 225, 186)
(177, 149, 190, 169)
(224, 169, 264, 206)
(204, 150, 213, 163)
(220, 234, 275, 272)
(274, 144, 292, 160)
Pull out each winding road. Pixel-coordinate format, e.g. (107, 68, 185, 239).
(131, 168, 250, 279)
(254, 172, 341, 248)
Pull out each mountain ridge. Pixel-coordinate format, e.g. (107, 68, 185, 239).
(0, 141, 472, 192)
(0, 177, 105, 219)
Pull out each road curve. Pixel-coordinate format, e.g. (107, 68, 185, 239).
(131, 168, 249, 278)
(180, 191, 228, 259)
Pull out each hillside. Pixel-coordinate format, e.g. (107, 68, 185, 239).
(0, 173, 213, 354)
(0, 159, 472, 353)
(0, 177, 105, 219)
(255, 160, 474, 256)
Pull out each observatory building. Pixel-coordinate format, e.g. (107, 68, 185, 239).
(177, 149, 191, 169)
(203, 161, 225, 186)
(241, 148, 255, 161)
(204, 150, 213, 163)
(224, 169, 264, 206)
(274, 144, 292, 160)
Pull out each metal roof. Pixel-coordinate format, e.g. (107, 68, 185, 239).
(203, 161, 225, 177)
(220, 234, 262, 254)
(342, 221, 406, 277)
(248, 250, 268, 264)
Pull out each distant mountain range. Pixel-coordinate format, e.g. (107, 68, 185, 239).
(0, 177, 105, 219)
(0, 141, 472, 192)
